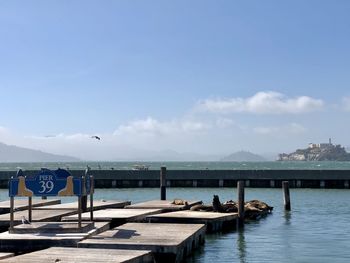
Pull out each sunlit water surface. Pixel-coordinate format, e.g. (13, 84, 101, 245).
(0, 187, 349, 263)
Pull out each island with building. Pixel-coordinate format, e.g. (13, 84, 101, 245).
(278, 139, 350, 161)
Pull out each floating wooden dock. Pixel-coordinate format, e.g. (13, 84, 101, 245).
(126, 200, 202, 211)
(0, 247, 154, 263)
(36, 200, 131, 211)
(147, 210, 238, 232)
(11, 222, 96, 234)
(0, 199, 60, 214)
(0, 222, 110, 252)
(0, 209, 77, 230)
(0, 253, 14, 260)
(62, 208, 162, 228)
(78, 222, 206, 263)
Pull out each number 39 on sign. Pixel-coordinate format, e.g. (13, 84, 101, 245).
(38, 174, 55, 194)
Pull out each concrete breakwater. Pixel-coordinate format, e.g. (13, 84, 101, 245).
(0, 169, 350, 189)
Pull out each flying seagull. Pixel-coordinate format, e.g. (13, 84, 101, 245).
(21, 216, 31, 224)
(91, 135, 101, 140)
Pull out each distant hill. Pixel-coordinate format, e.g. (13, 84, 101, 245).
(0, 142, 80, 162)
(220, 151, 266, 162)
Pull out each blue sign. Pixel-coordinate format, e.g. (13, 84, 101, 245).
(9, 168, 90, 197)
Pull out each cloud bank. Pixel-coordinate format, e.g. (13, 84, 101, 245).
(196, 91, 324, 114)
(0, 91, 334, 160)
(342, 97, 350, 111)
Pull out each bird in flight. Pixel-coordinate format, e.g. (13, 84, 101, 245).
(91, 135, 101, 140)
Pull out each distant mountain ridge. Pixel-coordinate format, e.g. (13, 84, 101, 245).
(0, 142, 80, 162)
(220, 151, 266, 162)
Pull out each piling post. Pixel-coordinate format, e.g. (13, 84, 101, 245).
(90, 175, 94, 221)
(78, 196, 82, 229)
(9, 196, 14, 233)
(160, 166, 167, 200)
(81, 175, 88, 212)
(28, 196, 32, 222)
(282, 181, 291, 211)
(237, 180, 245, 227)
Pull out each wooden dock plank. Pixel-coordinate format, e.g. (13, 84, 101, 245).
(0, 222, 110, 253)
(0, 199, 61, 214)
(35, 200, 131, 211)
(126, 200, 202, 211)
(0, 209, 77, 228)
(62, 209, 162, 227)
(0, 253, 14, 260)
(146, 211, 238, 232)
(78, 222, 206, 263)
(0, 247, 154, 263)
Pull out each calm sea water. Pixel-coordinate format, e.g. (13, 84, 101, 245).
(1, 187, 348, 262)
(1, 162, 349, 262)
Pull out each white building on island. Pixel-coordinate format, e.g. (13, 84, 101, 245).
(308, 138, 333, 149)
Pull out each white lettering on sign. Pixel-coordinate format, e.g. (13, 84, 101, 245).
(39, 175, 53, 181)
(38, 175, 55, 193)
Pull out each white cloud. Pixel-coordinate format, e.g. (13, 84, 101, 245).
(215, 118, 235, 128)
(196, 91, 324, 114)
(342, 97, 350, 111)
(253, 123, 307, 135)
(114, 117, 209, 136)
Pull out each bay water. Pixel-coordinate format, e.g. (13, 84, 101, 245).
(0, 187, 349, 262)
(1, 162, 349, 262)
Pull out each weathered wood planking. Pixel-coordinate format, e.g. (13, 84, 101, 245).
(35, 200, 131, 211)
(147, 211, 238, 232)
(12, 222, 95, 234)
(0, 247, 154, 263)
(78, 222, 206, 263)
(0, 253, 14, 260)
(0, 209, 77, 229)
(126, 200, 202, 211)
(62, 208, 162, 228)
(0, 199, 61, 214)
(0, 222, 110, 252)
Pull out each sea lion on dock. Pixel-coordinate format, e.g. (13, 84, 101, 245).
(244, 200, 273, 219)
(190, 202, 213, 212)
(171, 199, 189, 205)
(212, 195, 224, 212)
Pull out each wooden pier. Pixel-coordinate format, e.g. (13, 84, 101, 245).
(147, 210, 238, 232)
(0, 253, 14, 260)
(36, 200, 131, 211)
(0, 222, 110, 252)
(0, 247, 154, 263)
(0, 209, 76, 230)
(126, 200, 202, 211)
(0, 199, 60, 214)
(78, 222, 206, 263)
(11, 221, 96, 234)
(62, 208, 162, 228)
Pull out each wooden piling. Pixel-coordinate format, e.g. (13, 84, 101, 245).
(9, 197, 14, 233)
(78, 197, 82, 229)
(282, 181, 291, 211)
(28, 197, 32, 222)
(81, 175, 87, 212)
(160, 166, 166, 200)
(237, 180, 245, 227)
(90, 175, 94, 221)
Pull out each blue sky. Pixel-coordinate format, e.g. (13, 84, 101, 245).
(1, 1, 350, 160)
